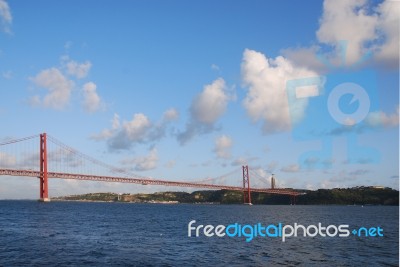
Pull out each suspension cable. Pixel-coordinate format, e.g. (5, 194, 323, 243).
(193, 168, 241, 184)
(46, 134, 148, 179)
(0, 134, 40, 146)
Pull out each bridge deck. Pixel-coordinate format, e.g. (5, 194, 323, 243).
(0, 168, 301, 196)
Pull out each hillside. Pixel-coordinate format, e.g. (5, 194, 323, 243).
(53, 186, 399, 205)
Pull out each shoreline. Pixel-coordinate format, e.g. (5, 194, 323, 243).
(0, 199, 396, 206)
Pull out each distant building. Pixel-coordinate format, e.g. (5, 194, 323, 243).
(371, 186, 385, 189)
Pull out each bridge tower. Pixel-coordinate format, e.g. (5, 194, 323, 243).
(39, 133, 50, 202)
(242, 165, 251, 205)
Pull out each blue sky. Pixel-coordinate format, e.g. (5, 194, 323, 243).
(0, 0, 398, 199)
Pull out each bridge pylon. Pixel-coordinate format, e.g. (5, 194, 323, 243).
(242, 165, 252, 205)
(39, 133, 50, 202)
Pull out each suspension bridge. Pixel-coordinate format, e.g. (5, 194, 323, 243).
(0, 133, 302, 204)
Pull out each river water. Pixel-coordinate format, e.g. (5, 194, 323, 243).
(0, 201, 398, 266)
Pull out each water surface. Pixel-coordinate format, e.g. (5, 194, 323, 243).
(0, 201, 398, 266)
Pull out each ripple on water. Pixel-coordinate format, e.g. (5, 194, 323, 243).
(0, 202, 397, 266)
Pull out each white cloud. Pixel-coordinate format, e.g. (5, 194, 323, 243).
(30, 67, 74, 109)
(64, 59, 92, 79)
(82, 82, 101, 113)
(317, 0, 379, 65)
(121, 148, 158, 171)
(284, 0, 399, 69)
(365, 107, 399, 127)
(373, 0, 400, 68)
(241, 49, 318, 134)
(93, 109, 178, 150)
(91, 129, 114, 141)
(328, 106, 399, 135)
(0, 0, 12, 33)
(214, 135, 233, 159)
(29, 55, 99, 111)
(111, 113, 120, 129)
(192, 78, 229, 124)
(282, 46, 325, 73)
(91, 113, 120, 141)
(178, 78, 232, 145)
(162, 108, 179, 122)
(122, 113, 152, 142)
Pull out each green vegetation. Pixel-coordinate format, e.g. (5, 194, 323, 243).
(297, 187, 399, 205)
(54, 186, 398, 205)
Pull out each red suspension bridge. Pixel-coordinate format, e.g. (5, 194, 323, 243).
(0, 133, 302, 204)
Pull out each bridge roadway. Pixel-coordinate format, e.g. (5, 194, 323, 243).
(0, 168, 301, 196)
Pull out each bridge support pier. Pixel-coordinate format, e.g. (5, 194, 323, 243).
(290, 195, 296, 205)
(39, 133, 50, 202)
(242, 165, 252, 205)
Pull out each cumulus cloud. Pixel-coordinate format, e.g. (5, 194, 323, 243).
(328, 106, 399, 136)
(285, 0, 399, 69)
(82, 82, 101, 113)
(92, 113, 151, 147)
(163, 108, 179, 122)
(62, 57, 92, 79)
(0, 0, 12, 33)
(317, 0, 379, 65)
(214, 135, 233, 159)
(282, 46, 325, 73)
(92, 109, 178, 150)
(178, 78, 232, 145)
(29, 56, 102, 113)
(122, 113, 152, 141)
(365, 106, 399, 128)
(241, 49, 318, 134)
(373, 0, 400, 68)
(30, 68, 74, 109)
(91, 114, 120, 140)
(29, 56, 103, 111)
(191, 78, 230, 124)
(121, 148, 158, 171)
(111, 113, 120, 129)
